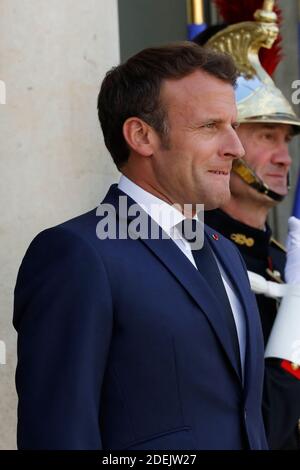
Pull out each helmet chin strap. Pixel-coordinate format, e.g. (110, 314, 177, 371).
(232, 159, 286, 202)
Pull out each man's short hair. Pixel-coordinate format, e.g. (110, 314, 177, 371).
(98, 41, 237, 169)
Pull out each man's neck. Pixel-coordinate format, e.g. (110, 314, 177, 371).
(221, 197, 269, 230)
(121, 170, 196, 218)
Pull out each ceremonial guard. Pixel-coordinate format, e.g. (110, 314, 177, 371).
(194, 0, 300, 449)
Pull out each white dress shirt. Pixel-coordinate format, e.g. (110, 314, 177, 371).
(118, 175, 246, 375)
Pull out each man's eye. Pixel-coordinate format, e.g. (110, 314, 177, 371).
(232, 123, 240, 131)
(262, 133, 275, 141)
(204, 123, 216, 129)
(286, 135, 293, 143)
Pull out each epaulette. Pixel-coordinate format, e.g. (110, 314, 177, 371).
(270, 237, 286, 253)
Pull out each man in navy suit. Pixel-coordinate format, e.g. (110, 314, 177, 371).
(14, 42, 268, 449)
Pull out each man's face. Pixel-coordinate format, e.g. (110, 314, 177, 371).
(149, 70, 244, 210)
(231, 123, 293, 202)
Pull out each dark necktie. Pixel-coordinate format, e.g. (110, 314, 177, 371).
(180, 219, 242, 374)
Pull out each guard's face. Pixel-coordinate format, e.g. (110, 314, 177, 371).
(235, 123, 293, 198)
(150, 70, 244, 210)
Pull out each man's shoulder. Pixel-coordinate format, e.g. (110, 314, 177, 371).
(30, 208, 99, 249)
(51, 183, 121, 239)
(29, 182, 121, 253)
(20, 209, 98, 267)
(58, 207, 100, 238)
(23, 184, 135, 268)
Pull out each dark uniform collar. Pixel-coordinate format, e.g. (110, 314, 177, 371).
(204, 209, 272, 260)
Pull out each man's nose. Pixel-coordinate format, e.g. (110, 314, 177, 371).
(271, 142, 292, 167)
(222, 128, 245, 160)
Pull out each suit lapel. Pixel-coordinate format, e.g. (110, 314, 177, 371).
(139, 235, 242, 382)
(205, 225, 247, 306)
(205, 225, 258, 393)
(101, 185, 242, 382)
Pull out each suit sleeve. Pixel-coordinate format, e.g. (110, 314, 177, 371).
(13, 226, 113, 449)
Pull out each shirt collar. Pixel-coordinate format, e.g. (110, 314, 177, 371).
(118, 175, 186, 237)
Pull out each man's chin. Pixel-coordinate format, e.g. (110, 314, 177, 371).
(274, 187, 288, 197)
(203, 190, 231, 211)
(266, 186, 288, 200)
(265, 178, 289, 197)
(262, 190, 286, 208)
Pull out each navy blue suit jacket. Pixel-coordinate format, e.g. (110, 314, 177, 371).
(14, 185, 268, 450)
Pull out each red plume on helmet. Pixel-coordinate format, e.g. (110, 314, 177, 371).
(213, 0, 283, 76)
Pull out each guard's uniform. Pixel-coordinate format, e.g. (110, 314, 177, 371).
(205, 209, 300, 450)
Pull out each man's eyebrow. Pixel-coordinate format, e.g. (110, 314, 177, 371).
(201, 118, 223, 123)
(260, 124, 276, 129)
(259, 124, 281, 130)
(199, 118, 237, 124)
(258, 123, 293, 135)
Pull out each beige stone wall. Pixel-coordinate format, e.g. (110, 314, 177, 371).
(0, 0, 120, 449)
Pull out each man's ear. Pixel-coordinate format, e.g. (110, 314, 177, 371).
(123, 117, 156, 157)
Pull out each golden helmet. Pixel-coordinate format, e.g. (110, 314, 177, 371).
(193, 0, 300, 201)
(203, 0, 300, 130)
